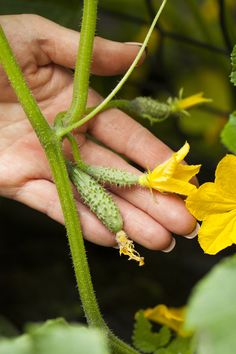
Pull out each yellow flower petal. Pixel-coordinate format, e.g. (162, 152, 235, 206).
(149, 155, 176, 180)
(185, 154, 236, 255)
(215, 154, 236, 197)
(144, 305, 187, 336)
(174, 141, 190, 163)
(186, 182, 236, 220)
(174, 164, 201, 182)
(173, 92, 212, 111)
(198, 210, 236, 254)
(139, 142, 200, 196)
(154, 177, 197, 195)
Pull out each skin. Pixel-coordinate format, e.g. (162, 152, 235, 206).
(0, 14, 197, 251)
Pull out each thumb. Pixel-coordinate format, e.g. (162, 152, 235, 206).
(37, 16, 146, 76)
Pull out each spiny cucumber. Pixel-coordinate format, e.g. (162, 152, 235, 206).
(125, 96, 171, 123)
(69, 165, 123, 233)
(83, 164, 139, 187)
(68, 163, 145, 266)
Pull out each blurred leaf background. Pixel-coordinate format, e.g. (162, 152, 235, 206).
(1, 0, 236, 344)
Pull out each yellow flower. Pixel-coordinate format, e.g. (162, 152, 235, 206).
(186, 155, 236, 255)
(170, 91, 212, 115)
(143, 304, 188, 336)
(139, 142, 201, 196)
(116, 231, 144, 266)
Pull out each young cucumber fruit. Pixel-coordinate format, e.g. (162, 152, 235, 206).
(69, 165, 123, 233)
(69, 163, 145, 266)
(82, 164, 139, 187)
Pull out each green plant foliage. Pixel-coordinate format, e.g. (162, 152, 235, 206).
(230, 45, 236, 86)
(154, 337, 192, 354)
(132, 311, 171, 353)
(221, 111, 236, 154)
(221, 45, 236, 153)
(0, 318, 109, 354)
(185, 255, 236, 354)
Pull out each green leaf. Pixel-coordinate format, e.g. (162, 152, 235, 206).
(221, 111, 236, 153)
(132, 311, 171, 353)
(0, 318, 110, 354)
(0, 335, 32, 354)
(186, 255, 236, 354)
(154, 337, 192, 354)
(230, 45, 236, 86)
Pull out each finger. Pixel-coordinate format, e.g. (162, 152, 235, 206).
(14, 178, 117, 247)
(36, 16, 146, 75)
(14, 178, 173, 251)
(78, 139, 197, 236)
(87, 90, 199, 179)
(111, 193, 173, 250)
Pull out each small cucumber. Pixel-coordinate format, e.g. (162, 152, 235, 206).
(126, 96, 171, 123)
(83, 164, 139, 187)
(69, 163, 145, 266)
(69, 165, 123, 233)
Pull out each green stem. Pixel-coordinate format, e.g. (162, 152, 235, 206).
(48, 145, 139, 354)
(64, 0, 98, 125)
(66, 133, 85, 168)
(57, 0, 168, 138)
(47, 140, 107, 328)
(85, 99, 130, 114)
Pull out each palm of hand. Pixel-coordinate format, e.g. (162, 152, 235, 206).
(0, 14, 196, 250)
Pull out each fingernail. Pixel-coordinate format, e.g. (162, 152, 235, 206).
(113, 245, 120, 250)
(184, 222, 200, 239)
(125, 42, 148, 66)
(162, 238, 176, 253)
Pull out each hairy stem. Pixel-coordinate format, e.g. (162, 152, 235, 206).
(66, 133, 85, 168)
(64, 0, 98, 125)
(85, 99, 130, 114)
(57, 0, 168, 138)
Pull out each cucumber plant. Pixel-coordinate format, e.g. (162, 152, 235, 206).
(0, 1, 167, 353)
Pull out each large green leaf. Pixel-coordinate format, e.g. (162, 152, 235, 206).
(221, 112, 236, 153)
(185, 255, 236, 354)
(132, 311, 171, 353)
(0, 318, 109, 354)
(0, 335, 31, 354)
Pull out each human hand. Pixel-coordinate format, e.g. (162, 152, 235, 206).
(0, 14, 197, 251)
